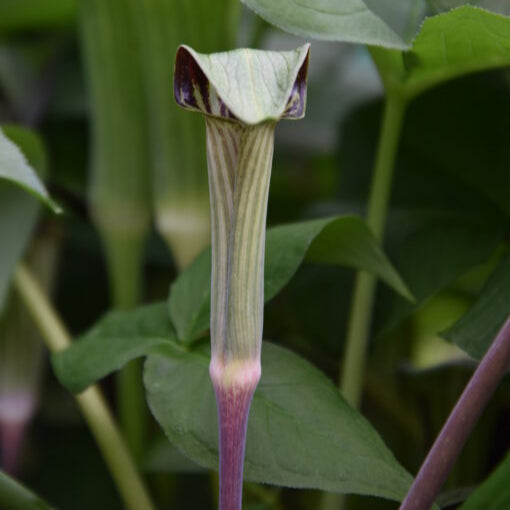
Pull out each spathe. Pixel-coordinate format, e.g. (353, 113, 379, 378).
(174, 44, 310, 125)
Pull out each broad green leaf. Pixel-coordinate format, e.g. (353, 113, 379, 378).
(52, 303, 176, 393)
(0, 127, 49, 312)
(401, 70, 510, 219)
(0, 470, 55, 510)
(459, 451, 510, 510)
(442, 254, 510, 359)
(372, 7, 510, 98)
(266, 216, 411, 300)
(167, 248, 211, 344)
(363, 0, 427, 43)
(428, 0, 510, 16)
(169, 216, 412, 343)
(144, 341, 413, 500)
(378, 221, 503, 333)
(0, 126, 60, 212)
(175, 44, 310, 125)
(241, 0, 423, 49)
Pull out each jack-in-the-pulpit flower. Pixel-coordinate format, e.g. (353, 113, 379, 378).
(174, 44, 310, 510)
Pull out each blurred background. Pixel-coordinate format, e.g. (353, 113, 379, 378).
(0, 1, 509, 509)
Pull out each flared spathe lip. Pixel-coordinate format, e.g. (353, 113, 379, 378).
(174, 44, 310, 125)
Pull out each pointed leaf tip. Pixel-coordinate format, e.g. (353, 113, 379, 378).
(174, 44, 310, 125)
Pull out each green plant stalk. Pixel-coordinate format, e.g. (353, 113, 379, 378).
(340, 92, 407, 406)
(12, 264, 156, 510)
(79, 0, 152, 457)
(135, 0, 238, 270)
(321, 91, 407, 510)
(104, 233, 147, 460)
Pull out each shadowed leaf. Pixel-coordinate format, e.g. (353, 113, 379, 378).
(459, 451, 510, 509)
(442, 254, 510, 359)
(0, 126, 59, 212)
(0, 127, 52, 312)
(241, 0, 425, 49)
(0, 470, 56, 510)
(52, 303, 177, 393)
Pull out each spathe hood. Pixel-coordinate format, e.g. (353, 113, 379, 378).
(174, 44, 310, 125)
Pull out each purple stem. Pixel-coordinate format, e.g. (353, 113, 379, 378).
(399, 315, 510, 510)
(210, 360, 261, 510)
(0, 421, 26, 475)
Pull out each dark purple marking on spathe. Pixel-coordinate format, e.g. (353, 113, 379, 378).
(174, 46, 211, 113)
(174, 46, 238, 121)
(212, 378, 259, 510)
(219, 100, 237, 121)
(282, 48, 310, 119)
(174, 46, 205, 111)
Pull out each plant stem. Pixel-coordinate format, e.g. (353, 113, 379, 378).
(321, 92, 407, 510)
(12, 264, 156, 510)
(399, 315, 510, 510)
(340, 92, 407, 406)
(103, 232, 147, 460)
(79, 0, 152, 457)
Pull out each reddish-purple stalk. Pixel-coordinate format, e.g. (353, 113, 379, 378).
(210, 359, 261, 510)
(0, 421, 26, 474)
(399, 315, 510, 510)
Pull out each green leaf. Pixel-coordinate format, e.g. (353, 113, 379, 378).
(52, 303, 177, 393)
(378, 221, 503, 333)
(442, 253, 510, 360)
(167, 248, 211, 344)
(372, 6, 510, 98)
(459, 450, 510, 510)
(0, 126, 60, 212)
(144, 341, 413, 500)
(143, 435, 204, 474)
(401, 70, 510, 220)
(175, 44, 310, 125)
(0, 470, 56, 510)
(169, 216, 412, 343)
(428, 0, 510, 16)
(241, 0, 424, 49)
(267, 216, 412, 300)
(0, 127, 50, 312)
